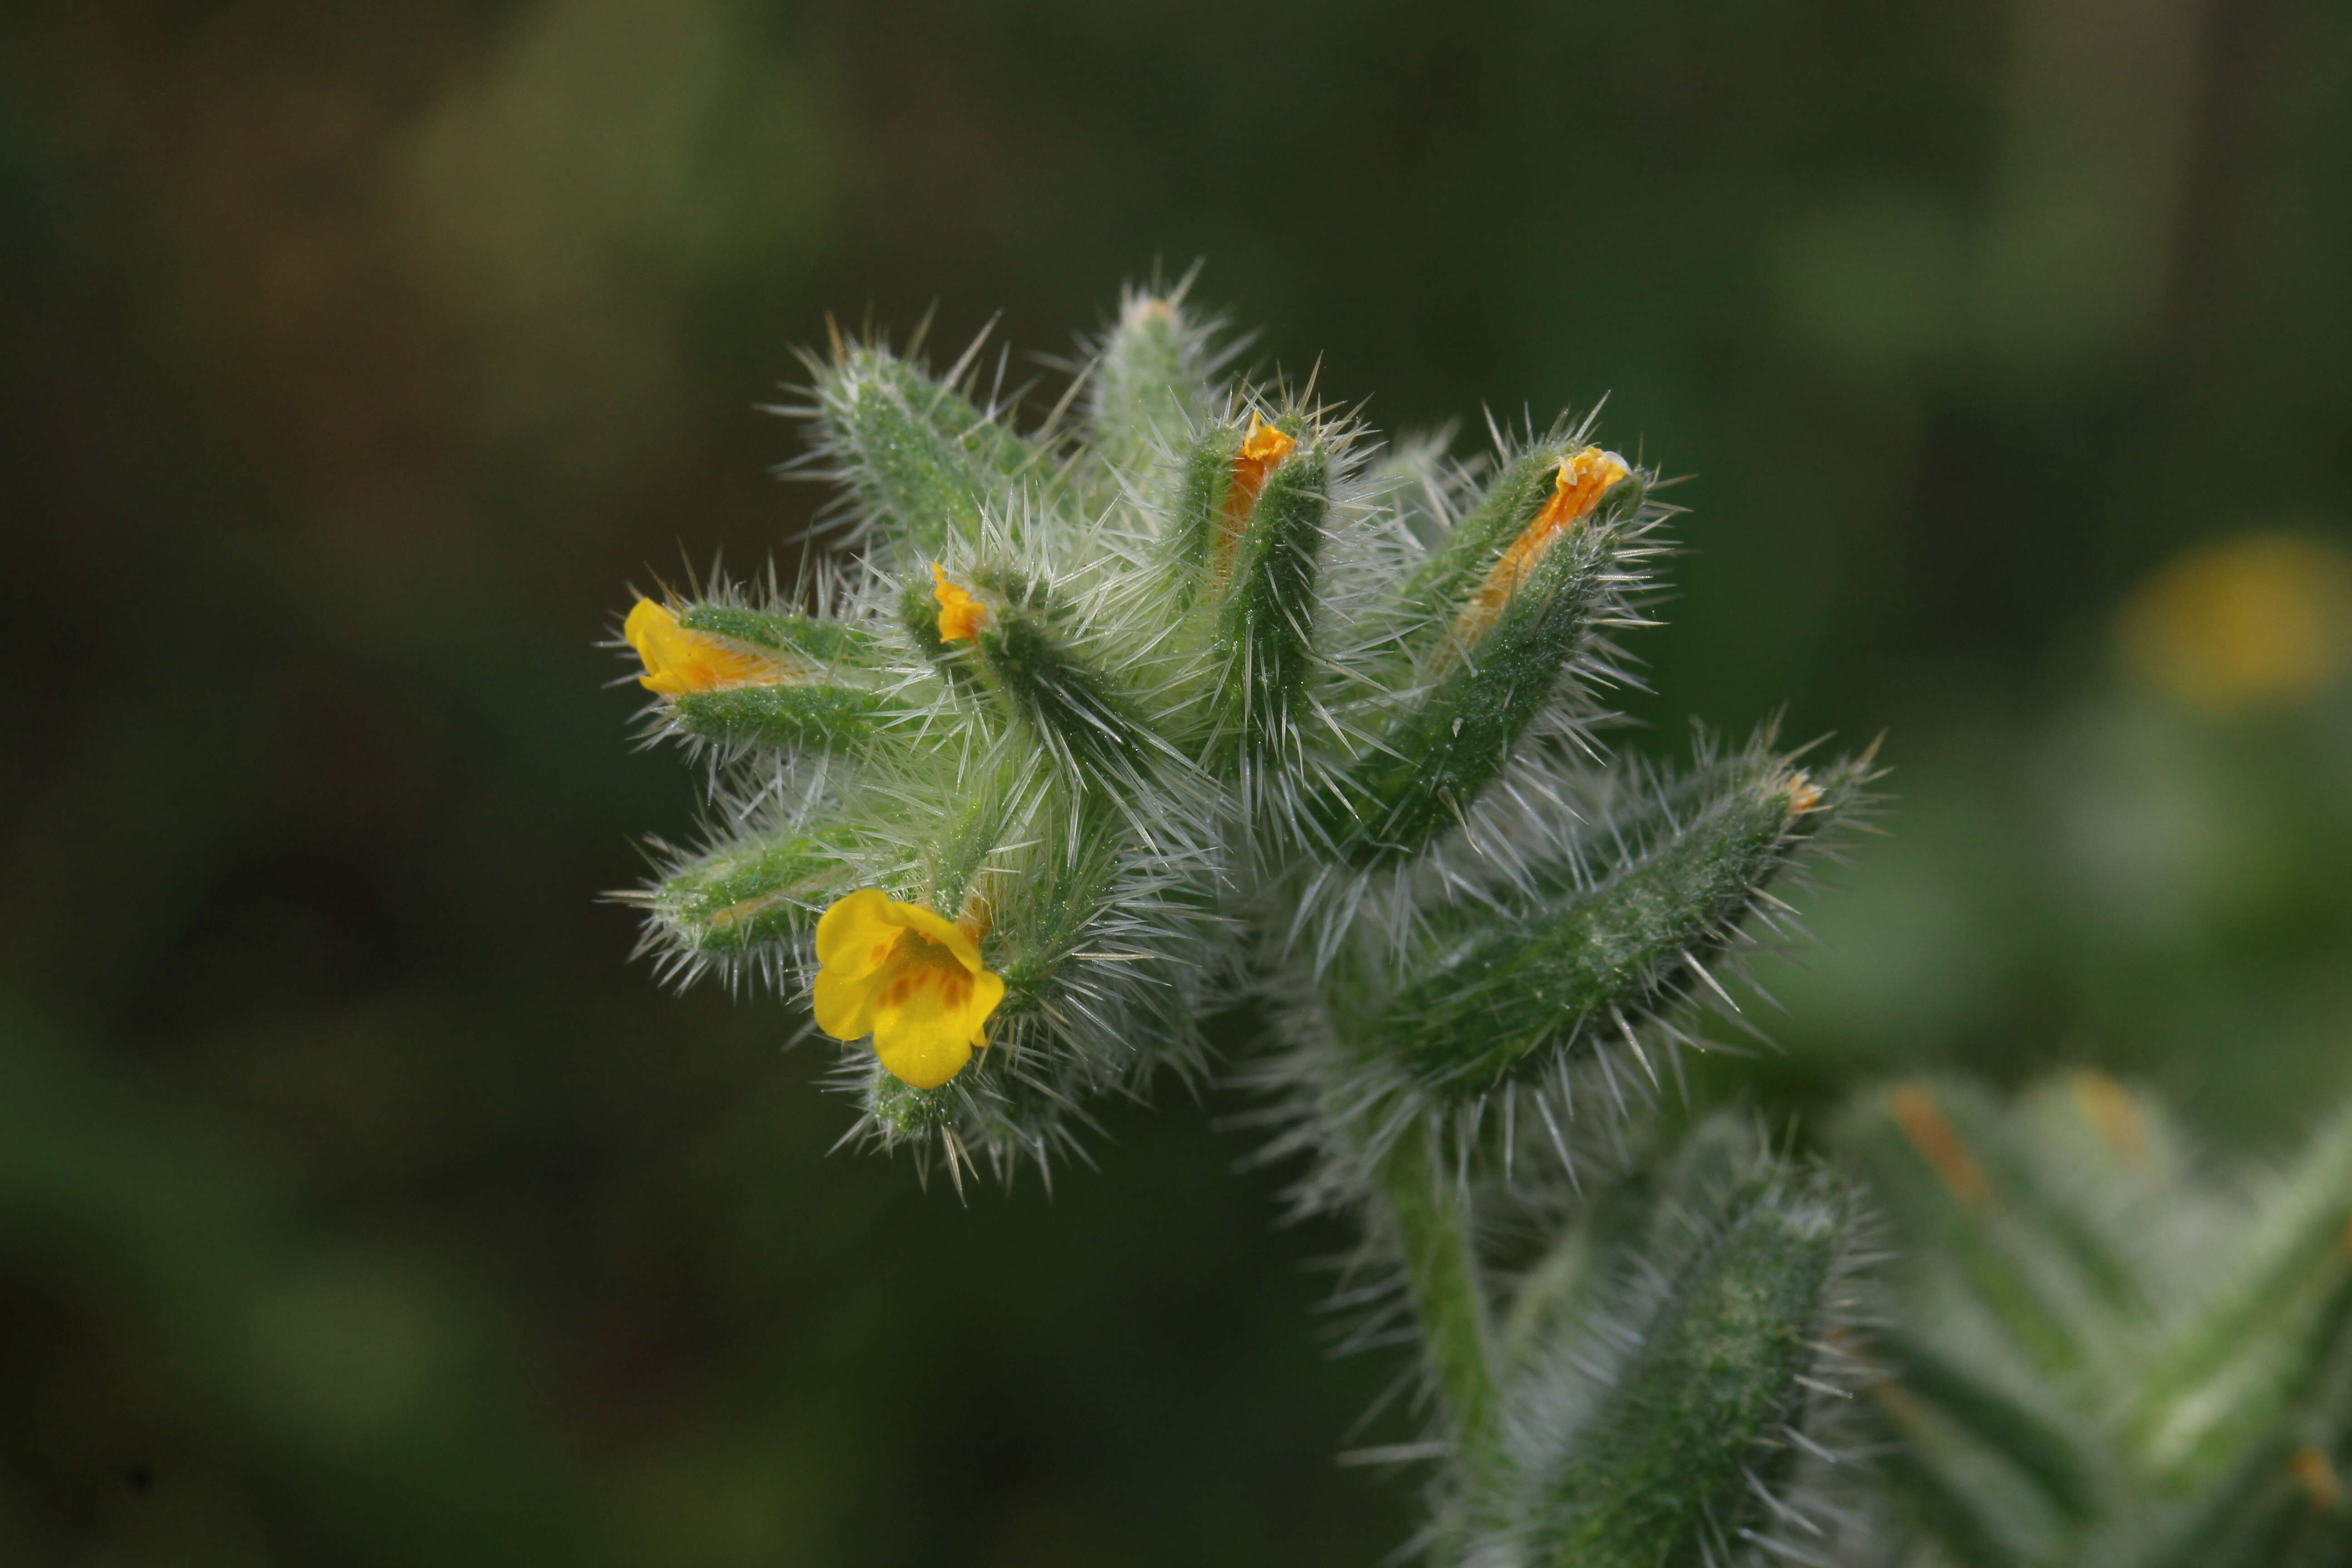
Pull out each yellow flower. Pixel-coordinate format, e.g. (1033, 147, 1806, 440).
(930, 564, 989, 643)
(812, 888, 1005, 1089)
(2117, 533, 2352, 711)
(1451, 447, 1630, 646)
(624, 599, 786, 695)
(1213, 412, 1299, 583)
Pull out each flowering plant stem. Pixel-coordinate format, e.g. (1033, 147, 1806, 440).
(1378, 1118, 1502, 1471)
(613, 284, 1883, 1562)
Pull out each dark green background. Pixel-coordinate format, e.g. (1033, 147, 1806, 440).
(3, 0, 2349, 1561)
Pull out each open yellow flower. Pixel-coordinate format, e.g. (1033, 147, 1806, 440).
(812, 888, 1005, 1089)
(624, 599, 785, 695)
(929, 564, 989, 643)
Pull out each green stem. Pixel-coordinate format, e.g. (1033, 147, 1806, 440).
(1377, 1118, 1503, 1477)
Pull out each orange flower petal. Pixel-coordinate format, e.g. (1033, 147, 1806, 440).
(624, 599, 787, 695)
(868, 949, 981, 1088)
(1212, 413, 1298, 584)
(930, 564, 989, 643)
(1451, 448, 1630, 647)
(962, 969, 1006, 1048)
(815, 888, 903, 983)
(812, 962, 880, 1042)
(885, 897, 985, 972)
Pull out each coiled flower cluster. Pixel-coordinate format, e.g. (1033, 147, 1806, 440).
(614, 284, 1890, 1564)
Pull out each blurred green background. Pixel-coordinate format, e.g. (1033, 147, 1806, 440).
(2, 0, 2349, 1562)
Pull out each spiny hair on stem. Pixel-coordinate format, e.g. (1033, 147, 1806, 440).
(1242, 729, 1882, 1222)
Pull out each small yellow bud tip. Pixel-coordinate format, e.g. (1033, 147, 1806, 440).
(930, 564, 988, 643)
(1785, 773, 1823, 813)
(1452, 447, 1631, 646)
(1237, 412, 1295, 467)
(812, 888, 1005, 1089)
(1212, 413, 1299, 584)
(623, 599, 782, 695)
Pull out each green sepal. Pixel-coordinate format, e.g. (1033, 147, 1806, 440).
(653, 828, 860, 956)
(1091, 294, 1211, 486)
(1160, 426, 1245, 603)
(990, 825, 1123, 1024)
(867, 1068, 959, 1142)
(1366, 750, 1857, 1097)
(979, 793, 1215, 1061)
(668, 685, 882, 753)
(1315, 500, 1642, 865)
(1522, 1166, 1852, 1568)
(920, 761, 1034, 922)
(903, 565, 1162, 784)
(1498, 1169, 1656, 1381)
(676, 603, 889, 667)
(1501, 1117, 1767, 1380)
(1209, 440, 1328, 769)
(1395, 440, 1645, 651)
(818, 344, 1045, 558)
(972, 608, 1160, 788)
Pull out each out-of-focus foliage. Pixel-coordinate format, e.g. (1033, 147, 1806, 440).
(1845, 1075, 2352, 1567)
(0, 0, 2347, 1562)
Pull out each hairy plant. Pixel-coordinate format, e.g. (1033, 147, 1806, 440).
(610, 280, 1883, 1563)
(1841, 1074, 2352, 1568)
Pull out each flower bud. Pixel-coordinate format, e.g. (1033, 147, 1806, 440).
(1315, 448, 1650, 864)
(1091, 290, 1214, 484)
(1483, 1135, 1860, 1568)
(1366, 748, 1860, 1095)
(816, 343, 1044, 557)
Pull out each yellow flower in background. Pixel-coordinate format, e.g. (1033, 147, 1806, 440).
(624, 599, 785, 695)
(812, 888, 1005, 1089)
(930, 563, 989, 643)
(2117, 533, 2352, 711)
